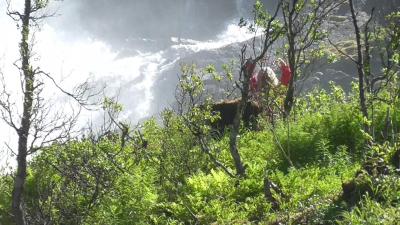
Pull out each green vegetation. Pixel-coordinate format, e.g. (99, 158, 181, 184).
(1, 81, 399, 224)
(1, 0, 399, 224)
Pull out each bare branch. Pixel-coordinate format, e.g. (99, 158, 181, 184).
(254, 1, 283, 62)
(38, 70, 99, 110)
(328, 38, 357, 63)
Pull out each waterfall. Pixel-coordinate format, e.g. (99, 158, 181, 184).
(0, 0, 256, 170)
(236, 0, 254, 18)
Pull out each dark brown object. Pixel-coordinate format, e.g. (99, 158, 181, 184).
(210, 98, 261, 134)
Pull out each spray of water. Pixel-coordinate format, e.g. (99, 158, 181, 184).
(0, 0, 256, 170)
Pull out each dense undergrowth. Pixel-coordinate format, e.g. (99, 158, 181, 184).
(1, 82, 399, 224)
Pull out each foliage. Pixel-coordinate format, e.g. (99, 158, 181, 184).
(1, 2, 399, 225)
(0, 77, 398, 224)
(339, 197, 400, 225)
(0, 175, 12, 224)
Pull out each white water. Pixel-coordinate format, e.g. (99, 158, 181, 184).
(0, 1, 255, 170)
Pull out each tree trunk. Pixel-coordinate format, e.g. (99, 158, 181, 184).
(283, 71, 295, 118)
(283, 6, 296, 118)
(229, 102, 246, 177)
(349, 0, 369, 121)
(12, 1, 33, 224)
(229, 59, 254, 177)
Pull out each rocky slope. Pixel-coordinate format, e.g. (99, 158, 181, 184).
(150, 0, 400, 116)
(94, 0, 399, 123)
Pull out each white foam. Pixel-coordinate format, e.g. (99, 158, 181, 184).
(171, 23, 254, 52)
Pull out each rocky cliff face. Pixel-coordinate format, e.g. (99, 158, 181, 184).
(147, 0, 399, 118)
(89, 0, 399, 123)
(150, 41, 244, 114)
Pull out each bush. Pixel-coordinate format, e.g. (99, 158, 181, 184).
(339, 197, 400, 225)
(0, 175, 12, 224)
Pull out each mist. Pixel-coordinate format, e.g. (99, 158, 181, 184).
(1, 0, 274, 168)
(48, 0, 282, 51)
